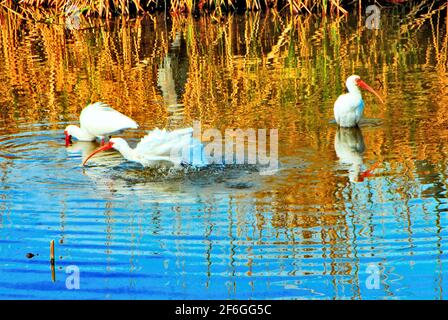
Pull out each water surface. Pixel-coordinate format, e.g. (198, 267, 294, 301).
(0, 11, 448, 299)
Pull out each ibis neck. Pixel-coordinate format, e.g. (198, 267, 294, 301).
(114, 143, 136, 162)
(347, 83, 362, 97)
(72, 126, 96, 141)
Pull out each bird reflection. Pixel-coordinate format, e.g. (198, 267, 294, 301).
(66, 141, 123, 166)
(334, 127, 378, 182)
(66, 141, 98, 157)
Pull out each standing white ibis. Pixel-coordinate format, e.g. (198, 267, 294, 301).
(64, 102, 138, 146)
(334, 75, 384, 127)
(82, 128, 207, 168)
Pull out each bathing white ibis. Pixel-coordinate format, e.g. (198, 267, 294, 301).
(64, 102, 138, 146)
(82, 128, 207, 168)
(334, 75, 384, 127)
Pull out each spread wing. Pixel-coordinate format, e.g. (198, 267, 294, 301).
(135, 128, 206, 166)
(80, 102, 138, 137)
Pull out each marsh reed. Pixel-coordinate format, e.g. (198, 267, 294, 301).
(1, 0, 447, 17)
(0, 8, 447, 163)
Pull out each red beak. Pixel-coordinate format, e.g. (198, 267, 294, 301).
(64, 131, 71, 147)
(356, 79, 385, 104)
(82, 141, 114, 166)
(358, 162, 381, 182)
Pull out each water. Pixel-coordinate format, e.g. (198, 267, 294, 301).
(0, 11, 448, 299)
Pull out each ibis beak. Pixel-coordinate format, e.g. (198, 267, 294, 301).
(64, 131, 71, 147)
(357, 162, 380, 182)
(82, 141, 114, 166)
(357, 79, 385, 104)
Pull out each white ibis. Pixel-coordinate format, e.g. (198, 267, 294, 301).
(334, 75, 384, 127)
(82, 128, 207, 168)
(64, 102, 138, 146)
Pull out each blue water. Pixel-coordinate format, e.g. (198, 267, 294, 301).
(1, 12, 448, 299)
(0, 124, 447, 299)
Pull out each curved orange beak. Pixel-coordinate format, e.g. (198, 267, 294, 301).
(356, 79, 385, 104)
(64, 131, 71, 147)
(82, 141, 114, 166)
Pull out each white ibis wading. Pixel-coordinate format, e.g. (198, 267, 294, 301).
(82, 128, 207, 168)
(64, 102, 138, 146)
(334, 75, 384, 127)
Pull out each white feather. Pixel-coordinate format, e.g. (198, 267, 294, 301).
(334, 75, 364, 127)
(107, 128, 207, 167)
(79, 102, 138, 138)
